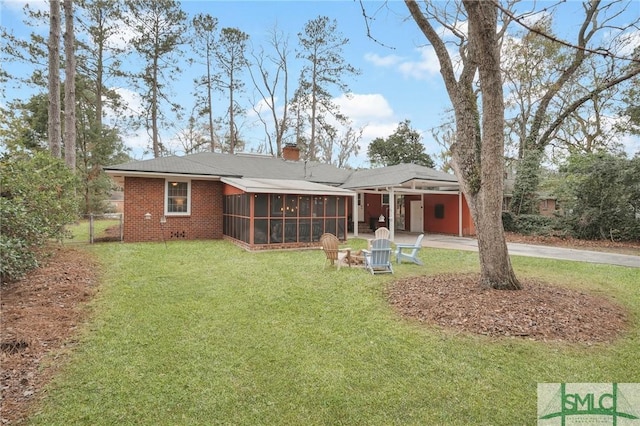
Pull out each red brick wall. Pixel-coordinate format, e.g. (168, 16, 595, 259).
(123, 177, 223, 242)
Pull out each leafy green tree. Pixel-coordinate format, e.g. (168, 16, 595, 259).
(75, 0, 126, 134)
(213, 27, 250, 154)
(190, 13, 219, 151)
(505, 2, 640, 214)
(2, 88, 130, 214)
(0, 152, 79, 281)
(296, 16, 359, 161)
(558, 152, 639, 240)
(74, 75, 131, 213)
(0, 94, 50, 151)
(0, 4, 48, 90)
(124, 0, 187, 157)
(368, 120, 434, 168)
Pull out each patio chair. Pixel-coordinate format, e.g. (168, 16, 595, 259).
(362, 238, 393, 275)
(320, 233, 351, 270)
(368, 226, 391, 250)
(395, 233, 425, 265)
(374, 226, 390, 240)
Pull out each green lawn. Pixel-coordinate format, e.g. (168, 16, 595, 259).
(64, 218, 121, 244)
(30, 239, 640, 425)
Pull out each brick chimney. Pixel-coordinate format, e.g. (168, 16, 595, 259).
(282, 144, 300, 161)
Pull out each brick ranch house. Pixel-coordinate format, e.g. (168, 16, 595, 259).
(104, 146, 475, 249)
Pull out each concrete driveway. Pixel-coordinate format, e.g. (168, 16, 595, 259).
(354, 232, 640, 268)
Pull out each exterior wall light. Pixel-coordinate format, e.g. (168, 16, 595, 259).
(144, 212, 151, 220)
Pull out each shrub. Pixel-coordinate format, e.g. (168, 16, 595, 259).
(0, 151, 79, 281)
(501, 211, 517, 232)
(514, 214, 556, 235)
(502, 213, 566, 237)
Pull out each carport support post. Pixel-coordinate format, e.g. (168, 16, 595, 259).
(458, 191, 463, 237)
(389, 187, 395, 241)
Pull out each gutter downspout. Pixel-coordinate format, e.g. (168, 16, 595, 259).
(458, 190, 463, 237)
(388, 187, 395, 242)
(352, 193, 358, 237)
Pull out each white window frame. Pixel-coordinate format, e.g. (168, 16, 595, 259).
(165, 179, 191, 216)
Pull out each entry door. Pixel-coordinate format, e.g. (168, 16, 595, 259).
(410, 200, 424, 232)
(357, 193, 364, 221)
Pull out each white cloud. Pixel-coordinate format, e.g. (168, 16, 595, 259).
(620, 134, 640, 157)
(397, 46, 441, 80)
(364, 52, 404, 67)
(333, 93, 393, 121)
(366, 46, 442, 81)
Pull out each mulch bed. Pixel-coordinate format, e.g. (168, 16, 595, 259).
(387, 272, 630, 343)
(1, 247, 100, 425)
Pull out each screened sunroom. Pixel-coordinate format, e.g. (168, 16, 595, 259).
(221, 178, 355, 249)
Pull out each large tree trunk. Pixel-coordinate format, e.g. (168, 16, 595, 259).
(64, 0, 76, 171)
(48, 0, 61, 157)
(464, 0, 520, 290)
(405, 0, 521, 290)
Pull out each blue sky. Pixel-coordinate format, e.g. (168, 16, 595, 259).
(1, 0, 639, 167)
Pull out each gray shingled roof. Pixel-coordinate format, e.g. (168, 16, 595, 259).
(341, 163, 458, 190)
(105, 152, 352, 185)
(105, 153, 460, 190)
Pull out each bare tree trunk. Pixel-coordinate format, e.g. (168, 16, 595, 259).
(48, 0, 61, 157)
(464, 0, 519, 290)
(405, 0, 520, 290)
(64, 0, 76, 171)
(206, 55, 215, 152)
(229, 67, 235, 154)
(152, 58, 160, 158)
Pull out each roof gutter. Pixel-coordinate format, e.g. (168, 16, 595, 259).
(104, 170, 226, 181)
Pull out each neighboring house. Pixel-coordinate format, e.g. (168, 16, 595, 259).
(503, 173, 559, 217)
(107, 190, 124, 214)
(104, 145, 475, 249)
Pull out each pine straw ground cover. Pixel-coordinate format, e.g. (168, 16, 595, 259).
(0, 237, 638, 424)
(1, 247, 100, 425)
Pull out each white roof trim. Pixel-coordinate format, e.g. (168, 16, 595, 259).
(104, 170, 223, 180)
(222, 177, 355, 196)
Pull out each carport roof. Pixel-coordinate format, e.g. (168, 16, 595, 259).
(343, 163, 459, 191)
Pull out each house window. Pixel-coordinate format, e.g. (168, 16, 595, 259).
(435, 204, 445, 219)
(165, 180, 190, 215)
(382, 194, 389, 205)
